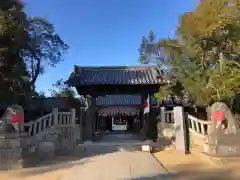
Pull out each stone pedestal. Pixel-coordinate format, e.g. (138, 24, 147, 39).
(0, 133, 31, 170)
(205, 131, 240, 157)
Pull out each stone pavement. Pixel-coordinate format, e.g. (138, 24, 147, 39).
(61, 146, 171, 180)
(154, 145, 240, 180)
(94, 132, 146, 142)
(0, 133, 171, 180)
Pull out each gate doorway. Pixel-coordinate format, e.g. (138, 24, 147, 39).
(94, 106, 144, 142)
(96, 114, 142, 133)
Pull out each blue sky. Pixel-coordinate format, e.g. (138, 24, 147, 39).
(24, 0, 198, 96)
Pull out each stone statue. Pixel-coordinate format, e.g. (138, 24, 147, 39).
(78, 95, 89, 111)
(0, 105, 25, 134)
(209, 102, 237, 135)
(206, 102, 240, 156)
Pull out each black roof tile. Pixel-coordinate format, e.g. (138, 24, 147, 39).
(67, 66, 165, 86)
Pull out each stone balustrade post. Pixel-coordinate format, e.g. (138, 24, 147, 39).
(71, 108, 76, 125)
(173, 106, 190, 154)
(160, 106, 165, 123)
(53, 108, 58, 126)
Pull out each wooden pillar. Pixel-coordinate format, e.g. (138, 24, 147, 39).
(99, 115, 101, 131)
(148, 107, 158, 140)
(97, 115, 99, 132)
(137, 114, 140, 131)
(78, 107, 85, 142)
(84, 95, 96, 141)
(146, 95, 152, 139)
(100, 115, 103, 131)
(141, 94, 148, 138)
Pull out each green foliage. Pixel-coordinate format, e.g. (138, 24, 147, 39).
(0, 0, 30, 104)
(36, 91, 46, 98)
(0, 0, 68, 105)
(50, 79, 76, 98)
(140, 0, 240, 107)
(24, 17, 68, 87)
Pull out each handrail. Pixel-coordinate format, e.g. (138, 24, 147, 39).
(187, 114, 212, 136)
(58, 112, 71, 115)
(24, 113, 53, 126)
(24, 113, 53, 136)
(161, 109, 212, 137)
(188, 115, 212, 125)
(23, 109, 76, 136)
(58, 111, 73, 125)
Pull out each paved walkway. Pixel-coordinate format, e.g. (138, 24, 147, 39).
(94, 132, 145, 142)
(62, 146, 171, 180)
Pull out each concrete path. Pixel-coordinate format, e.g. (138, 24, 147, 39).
(93, 132, 146, 143)
(61, 146, 171, 180)
(97, 133, 145, 142)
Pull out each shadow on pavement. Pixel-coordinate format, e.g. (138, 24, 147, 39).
(9, 133, 145, 176)
(131, 163, 239, 180)
(12, 149, 90, 176)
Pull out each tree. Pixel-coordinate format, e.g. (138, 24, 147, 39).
(50, 79, 76, 98)
(23, 18, 68, 91)
(139, 33, 188, 105)
(139, 0, 240, 109)
(0, 0, 68, 105)
(36, 91, 46, 98)
(0, 0, 31, 104)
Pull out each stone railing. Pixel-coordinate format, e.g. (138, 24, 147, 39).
(23, 108, 76, 137)
(158, 107, 213, 146)
(58, 109, 76, 126)
(24, 113, 53, 136)
(187, 114, 212, 137)
(0, 108, 78, 170)
(164, 110, 174, 123)
(160, 107, 212, 137)
(187, 115, 213, 146)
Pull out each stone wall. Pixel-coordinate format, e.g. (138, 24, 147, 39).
(0, 133, 38, 169)
(56, 127, 78, 154)
(157, 122, 175, 148)
(0, 126, 78, 170)
(157, 121, 207, 149)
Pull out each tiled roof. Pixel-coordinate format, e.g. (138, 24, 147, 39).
(67, 66, 165, 85)
(96, 95, 157, 106)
